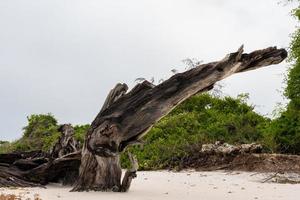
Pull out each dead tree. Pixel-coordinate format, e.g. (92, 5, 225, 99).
(49, 124, 81, 184)
(71, 46, 287, 192)
(0, 125, 81, 187)
(50, 124, 80, 158)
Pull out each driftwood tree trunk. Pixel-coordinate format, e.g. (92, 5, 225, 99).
(72, 46, 287, 192)
(0, 124, 81, 187)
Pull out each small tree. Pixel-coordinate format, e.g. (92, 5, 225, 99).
(19, 113, 60, 151)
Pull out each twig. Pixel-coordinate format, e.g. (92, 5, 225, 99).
(262, 172, 279, 183)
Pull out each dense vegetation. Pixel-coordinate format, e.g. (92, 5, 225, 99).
(0, 94, 268, 147)
(0, 114, 60, 153)
(0, 114, 89, 154)
(121, 93, 271, 169)
(0, 93, 271, 170)
(260, 2, 300, 154)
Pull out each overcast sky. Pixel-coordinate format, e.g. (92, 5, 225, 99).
(0, 0, 297, 141)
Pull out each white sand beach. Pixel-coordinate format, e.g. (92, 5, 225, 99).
(1, 171, 299, 200)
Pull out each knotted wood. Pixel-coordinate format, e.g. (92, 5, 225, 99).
(50, 124, 80, 158)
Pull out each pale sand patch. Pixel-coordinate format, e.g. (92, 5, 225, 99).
(1, 171, 300, 200)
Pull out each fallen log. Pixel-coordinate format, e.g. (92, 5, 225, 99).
(0, 151, 48, 165)
(0, 124, 82, 187)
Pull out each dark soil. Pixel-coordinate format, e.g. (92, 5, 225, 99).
(173, 152, 300, 173)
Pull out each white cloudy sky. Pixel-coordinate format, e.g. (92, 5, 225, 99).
(0, 0, 297, 141)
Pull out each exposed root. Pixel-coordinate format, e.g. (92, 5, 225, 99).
(120, 153, 139, 192)
(262, 172, 300, 184)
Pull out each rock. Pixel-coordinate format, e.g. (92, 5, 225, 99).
(201, 141, 262, 155)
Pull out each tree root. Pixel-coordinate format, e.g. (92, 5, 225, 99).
(120, 153, 139, 192)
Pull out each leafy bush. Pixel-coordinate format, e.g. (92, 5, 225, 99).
(3, 114, 61, 152)
(74, 124, 90, 146)
(261, 2, 300, 154)
(0, 141, 11, 154)
(121, 93, 269, 169)
(0, 114, 91, 153)
(263, 109, 300, 154)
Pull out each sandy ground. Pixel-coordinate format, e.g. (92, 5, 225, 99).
(1, 171, 300, 200)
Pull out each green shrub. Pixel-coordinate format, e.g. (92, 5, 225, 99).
(121, 93, 269, 169)
(0, 141, 11, 154)
(261, 1, 300, 154)
(74, 124, 90, 145)
(4, 113, 61, 152)
(263, 108, 300, 154)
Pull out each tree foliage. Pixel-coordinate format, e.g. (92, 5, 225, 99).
(0, 114, 90, 153)
(262, 2, 300, 154)
(121, 93, 269, 169)
(74, 124, 90, 144)
(13, 114, 60, 152)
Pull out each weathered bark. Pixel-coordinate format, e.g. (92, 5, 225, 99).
(0, 150, 81, 187)
(72, 83, 137, 192)
(0, 151, 47, 165)
(50, 124, 80, 158)
(23, 151, 81, 185)
(72, 46, 287, 192)
(120, 153, 139, 192)
(0, 125, 81, 187)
